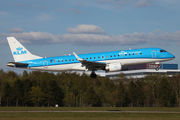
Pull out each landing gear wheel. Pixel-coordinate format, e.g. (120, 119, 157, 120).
(155, 68, 159, 71)
(90, 73, 97, 78)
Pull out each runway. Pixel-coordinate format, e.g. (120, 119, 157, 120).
(0, 111, 180, 113)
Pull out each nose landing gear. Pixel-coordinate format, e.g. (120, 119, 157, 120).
(155, 64, 161, 71)
(155, 67, 159, 71)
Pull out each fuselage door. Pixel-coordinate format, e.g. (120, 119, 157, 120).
(43, 60, 48, 68)
(151, 50, 156, 58)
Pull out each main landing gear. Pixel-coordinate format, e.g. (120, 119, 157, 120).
(90, 70, 97, 78)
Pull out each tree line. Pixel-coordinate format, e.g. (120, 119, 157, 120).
(0, 69, 180, 107)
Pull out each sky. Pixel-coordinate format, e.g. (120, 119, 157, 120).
(0, 0, 180, 74)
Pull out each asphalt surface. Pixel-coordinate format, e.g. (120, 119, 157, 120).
(0, 111, 180, 113)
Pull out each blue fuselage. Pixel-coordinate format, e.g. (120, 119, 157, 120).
(15, 47, 174, 72)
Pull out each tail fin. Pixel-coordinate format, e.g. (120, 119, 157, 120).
(7, 37, 42, 62)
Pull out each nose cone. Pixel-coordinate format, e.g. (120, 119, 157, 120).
(169, 53, 175, 59)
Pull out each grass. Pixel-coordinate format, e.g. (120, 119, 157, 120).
(0, 113, 180, 120)
(0, 107, 180, 120)
(0, 107, 180, 111)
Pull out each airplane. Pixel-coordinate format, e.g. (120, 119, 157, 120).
(6, 37, 175, 78)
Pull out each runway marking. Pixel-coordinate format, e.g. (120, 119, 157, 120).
(0, 111, 180, 113)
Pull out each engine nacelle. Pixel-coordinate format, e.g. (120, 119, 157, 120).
(105, 63, 122, 72)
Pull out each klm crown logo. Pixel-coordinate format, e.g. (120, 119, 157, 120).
(13, 47, 27, 55)
(119, 51, 127, 55)
(16, 47, 23, 51)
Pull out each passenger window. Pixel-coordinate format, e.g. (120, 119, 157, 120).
(136, 53, 138, 55)
(86, 58, 88, 60)
(62, 60, 63, 62)
(118, 55, 120, 57)
(102, 56, 104, 58)
(110, 55, 112, 57)
(69, 59, 71, 61)
(129, 54, 131, 56)
(114, 55, 116, 57)
(98, 57, 100, 59)
(72, 59, 74, 61)
(106, 56, 108, 58)
(94, 57, 96, 59)
(65, 60, 67, 62)
(133, 53, 134, 55)
(125, 54, 127, 56)
(90, 57, 92, 59)
(140, 53, 142, 55)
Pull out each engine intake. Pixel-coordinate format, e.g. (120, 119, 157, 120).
(105, 63, 122, 72)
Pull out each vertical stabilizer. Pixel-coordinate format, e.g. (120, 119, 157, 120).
(7, 37, 42, 62)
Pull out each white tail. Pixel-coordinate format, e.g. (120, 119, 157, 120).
(7, 37, 42, 62)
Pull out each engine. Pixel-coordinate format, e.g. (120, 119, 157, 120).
(105, 63, 122, 72)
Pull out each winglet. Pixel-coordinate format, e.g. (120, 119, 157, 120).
(73, 52, 83, 61)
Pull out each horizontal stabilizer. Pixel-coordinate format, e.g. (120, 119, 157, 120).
(7, 62, 29, 67)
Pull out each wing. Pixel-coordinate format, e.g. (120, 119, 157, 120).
(73, 52, 106, 71)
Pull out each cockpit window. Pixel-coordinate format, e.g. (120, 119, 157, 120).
(160, 49, 167, 53)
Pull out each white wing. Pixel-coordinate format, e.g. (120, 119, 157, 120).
(73, 52, 106, 70)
